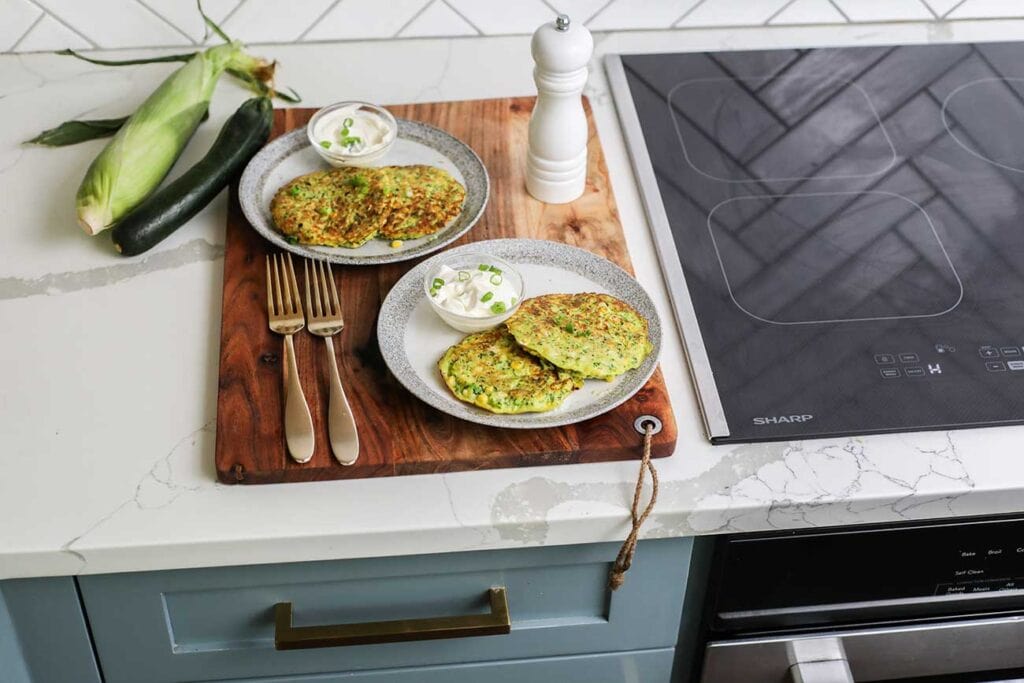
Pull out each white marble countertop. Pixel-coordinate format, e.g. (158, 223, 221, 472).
(4, 20, 1024, 580)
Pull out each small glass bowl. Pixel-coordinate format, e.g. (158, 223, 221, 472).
(307, 101, 398, 167)
(425, 254, 525, 333)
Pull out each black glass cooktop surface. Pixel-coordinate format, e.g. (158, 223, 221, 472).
(608, 42, 1024, 442)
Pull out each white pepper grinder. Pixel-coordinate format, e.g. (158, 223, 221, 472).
(526, 14, 594, 204)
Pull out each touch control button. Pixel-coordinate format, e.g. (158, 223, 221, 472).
(1001, 347, 1022, 357)
(986, 361, 1007, 372)
(905, 366, 925, 377)
(874, 353, 896, 365)
(1009, 361, 1024, 371)
(880, 368, 900, 379)
(980, 346, 1000, 358)
(899, 353, 919, 363)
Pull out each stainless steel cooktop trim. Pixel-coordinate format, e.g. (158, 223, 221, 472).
(605, 53, 730, 441)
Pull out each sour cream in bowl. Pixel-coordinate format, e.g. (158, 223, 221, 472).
(425, 254, 524, 333)
(307, 102, 397, 167)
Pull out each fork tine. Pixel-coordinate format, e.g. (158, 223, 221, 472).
(265, 256, 275, 316)
(303, 258, 313, 320)
(326, 261, 341, 319)
(272, 254, 284, 315)
(318, 260, 332, 317)
(280, 254, 294, 313)
(311, 258, 323, 317)
(286, 253, 301, 316)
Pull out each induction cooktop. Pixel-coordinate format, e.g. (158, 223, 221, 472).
(607, 42, 1024, 442)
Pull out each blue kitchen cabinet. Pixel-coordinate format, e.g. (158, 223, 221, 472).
(0, 577, 102, 683)
(2, 538, 698, 682)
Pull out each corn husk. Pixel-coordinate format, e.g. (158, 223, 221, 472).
(75, 42, 271, 235)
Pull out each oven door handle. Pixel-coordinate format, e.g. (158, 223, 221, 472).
(703, 614, 1024, 682)
(787, 638, 854, 683)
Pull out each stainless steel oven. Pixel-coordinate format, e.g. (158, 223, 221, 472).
(697, 516, 1024, 682)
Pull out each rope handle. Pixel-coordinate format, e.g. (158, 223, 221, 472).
(608, 421, 660, 590)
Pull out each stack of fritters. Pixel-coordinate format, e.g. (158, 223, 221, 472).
(270, 165, 466, 248)
(438, 293, 652, 414)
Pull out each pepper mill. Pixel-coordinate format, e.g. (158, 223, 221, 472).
(526, 14, 594, 204)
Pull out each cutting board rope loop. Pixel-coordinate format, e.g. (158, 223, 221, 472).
(608, 420, 659, 591)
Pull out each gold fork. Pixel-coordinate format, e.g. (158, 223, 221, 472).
(266, 253, 315, 463)
(304, 259, 359, 465)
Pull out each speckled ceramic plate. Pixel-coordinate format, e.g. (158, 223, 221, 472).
(238, 120, 489, 265)
(377, 239, 662, 429)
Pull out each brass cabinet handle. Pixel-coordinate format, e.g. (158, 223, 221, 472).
(274, 587, 511, 650)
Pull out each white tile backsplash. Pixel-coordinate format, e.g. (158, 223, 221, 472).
(6, 0, 1024, 53)
(768, 0, 847, 25)
(141, 0, 240, 44)
(306, 0, 432, 42)
(30, 0, 187, 48)
(0, 0, 42, 51)
(922, 0, 965, 17)
(676, 0, 791, 27)
(587, 0, 701, 30)
(830, 0, 933, 22)
(398, 1, 478, 38)
(948, 0, 1021, 19)
(444, 0, 558, 35)
(13, 13, 89, 51)
(218, 0, 336, 43)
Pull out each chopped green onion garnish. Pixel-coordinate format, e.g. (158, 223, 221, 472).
(432, 277, 445, 289)
(490, 301, 507, 314)
(489, 273, 502, 285)
(319, 140, 332, 149)
(430, 289, 438, 297)
(478, 264, 490, 271)
(481, 292, 494, 303)
(487, 265, 502, 275)
(458, 270, 470, 282)
(343, 117, 354, 127)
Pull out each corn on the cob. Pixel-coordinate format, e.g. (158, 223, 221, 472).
(75, 42, 272, 235)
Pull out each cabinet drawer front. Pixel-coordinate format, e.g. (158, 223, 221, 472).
(206, 647, 675, 683)
(79, 539, 690, 683)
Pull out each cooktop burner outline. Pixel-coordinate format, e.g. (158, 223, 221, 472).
(706, 190, 965, 325)
(667, 75, 898, 184)
(942, 76, 1024, 174)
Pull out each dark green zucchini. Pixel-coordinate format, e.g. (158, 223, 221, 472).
(112, 97, 272, 256)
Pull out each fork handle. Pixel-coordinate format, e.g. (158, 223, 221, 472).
(324, 336, 360, 466)
(283, 334, 315, 463)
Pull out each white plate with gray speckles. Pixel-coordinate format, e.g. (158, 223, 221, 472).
(377, 239, 662, 429)
(238, 120, 488, 266)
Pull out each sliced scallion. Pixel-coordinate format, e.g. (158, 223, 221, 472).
(481, 292, 494, 303)
(432, 277, 445, 289)
(489, 273, 502, 285)
(478, 264, 490, 271)
(490, 301, 507, 314)
(458, 270, 470, 282)
(319, 140, 331, 149)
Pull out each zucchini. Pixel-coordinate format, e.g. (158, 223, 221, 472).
(112, 97, 273, 256)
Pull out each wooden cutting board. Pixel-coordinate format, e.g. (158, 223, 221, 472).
(215, 97, 677, 484)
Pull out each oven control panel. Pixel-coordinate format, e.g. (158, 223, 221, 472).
(714, 517, 1024, 615)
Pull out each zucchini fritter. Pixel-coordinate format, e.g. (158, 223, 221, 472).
(269, 165, 465, 248)
(378, 165, 466, 241)
(505, 293, 652, 380)
(438, 327, 580, 414)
